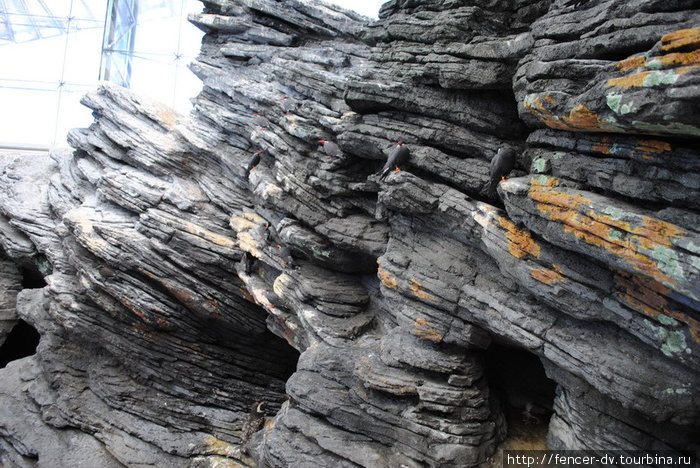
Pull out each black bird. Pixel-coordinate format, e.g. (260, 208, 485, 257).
(97, 265, 115, 279)
(257, 222, 272, 243)
(378, 142, 410, 180)
(251, 113, 268, 129)
(277, 244, 295, 269)
(240, 401, 266, 454)
(240, 251, 255, 274)
(245, 150, 263, 176)
(318, 139, 343, 162)
(486, 145, 517, 197)
(281, 98, 297, 114)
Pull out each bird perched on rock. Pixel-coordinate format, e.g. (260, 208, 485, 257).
(240, 401, 266, 454)
(245, 150, 264, 176)
(277, 244, 295, 269)
(251, 113, 268, 129)
(281, 98, 297, 114)
(257, 222, 272, 243)
(377, 142, 410, 180)
(97, 265, 115, 279)
(486, 145, 517, 197)
(240, 251, 255, 274)
(317, 139, 343, 162)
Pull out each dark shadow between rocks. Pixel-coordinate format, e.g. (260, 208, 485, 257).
(20, 263, 47, 289)
(0, 319, 40, 368)
(485, 342, 556, 450)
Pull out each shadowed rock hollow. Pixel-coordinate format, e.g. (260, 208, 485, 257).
(0, 0, 698, 466)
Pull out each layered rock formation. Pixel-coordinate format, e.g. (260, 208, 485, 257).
(1, 0, 698, 466)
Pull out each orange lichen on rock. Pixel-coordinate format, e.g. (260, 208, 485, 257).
(592, 137, 612, 154)
(636, 139, 672, 159)
(530, 179, 686, 288)
(414, 318, 443, 342)
(377, 264, 398, 290)
(531, 264, 565, 285)
(607, 65, 695, 90)
(615, 50, 699, 73)
(528, 177, 590, 210)
(616, 55, 647, 71)
(654, 49, 700, 67)
(409, 279, 435, 300)
(607, 71, 652, 89)
(563, 104, 606, 129)
(498, 216, 541, 259)
(525, 94, 615, 132)
(615, 271, 700, 343)
(661, 27, 700, 52)
(637, 217, 687, 249)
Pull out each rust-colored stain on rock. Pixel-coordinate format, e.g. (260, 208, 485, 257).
(498, 216, 541, 259)
(414, 317, 443, 343)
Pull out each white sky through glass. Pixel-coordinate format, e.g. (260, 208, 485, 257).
(0, 0, 385, 150)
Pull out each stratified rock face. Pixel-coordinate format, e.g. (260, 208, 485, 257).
(0, 0, 698, 467)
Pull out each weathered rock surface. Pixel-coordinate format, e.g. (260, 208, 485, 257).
(0, 0, 698, 467)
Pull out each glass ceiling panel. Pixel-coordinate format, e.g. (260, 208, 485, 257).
(0, 0, 203, 149)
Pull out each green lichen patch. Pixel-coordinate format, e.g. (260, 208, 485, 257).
(606, 93, 622, 113)
(608, 229, 623, 241)
(644, 319, 690, 359)
(642, 70, 680, 87)
(646, 59, 663, 70)
(665, 387, 690, 395)
(603, 206, 624, 220)
(651, 245, 684, 283)
(552, 152, 565, 160)
(311, 246, 332, 259)
(661, 330, 688, 358)
(657, 314, 679, 326)
(532, 158, 548, 173)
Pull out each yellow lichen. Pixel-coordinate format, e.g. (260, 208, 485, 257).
(607, 70, 653, 89)
(377, 264, 399, 290)
(530, 179, 686, 288)
(531, 264, 565, 285)
(524, 95, 614, 133)
(654, 49, 700, 67)
(414, 318, 443, 343)
(661, 27, 700, 52)
(615, 271, 700, 343)
(408, 279, 435, 300)
(616, 55, 647, 71)
(498, 217, 541, 259)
